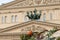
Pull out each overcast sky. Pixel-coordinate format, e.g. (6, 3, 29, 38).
(0, 0, 14, 5)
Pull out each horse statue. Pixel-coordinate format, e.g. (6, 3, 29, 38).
(26, 9, 41, 20)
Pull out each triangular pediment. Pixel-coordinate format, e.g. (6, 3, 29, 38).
(0, 21, 59, 33)
(0, 0, 60, 9)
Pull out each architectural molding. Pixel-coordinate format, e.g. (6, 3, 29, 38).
(0, 20, 60, 33)
(0, 0, 60, 10)
(0, 8, 60, 14)
(0, 11, 25, 14)
(0, 0, 25, 8)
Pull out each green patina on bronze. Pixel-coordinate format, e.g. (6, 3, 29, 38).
(26, 9, 41, 20)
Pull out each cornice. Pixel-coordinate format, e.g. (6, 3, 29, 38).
(0, 7, 60, 14)
(0, 11, 25, 14)
(0, 0, 25, 8)
(0, 4, 60, 10)
(0, 33, 21, 36)
(0, 0, 60, 10)
(0, 20, 60, 33)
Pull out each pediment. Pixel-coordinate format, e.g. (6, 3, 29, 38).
(0, 0, 60, 9)
(0, 21, 58, 33)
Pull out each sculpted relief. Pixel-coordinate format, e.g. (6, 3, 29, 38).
(20, 25, 46, 33)
(7, 0, 60, 8)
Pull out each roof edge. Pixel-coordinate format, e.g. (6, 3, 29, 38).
(0, 0, 25, 8)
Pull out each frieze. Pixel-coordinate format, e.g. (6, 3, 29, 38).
(6, 0, 60, 8)
(20, 25, 45, 32)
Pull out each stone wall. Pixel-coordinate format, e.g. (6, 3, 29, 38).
(0, 34, 21, 40)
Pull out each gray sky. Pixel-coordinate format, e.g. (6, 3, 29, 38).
(0, 0, 14, 5)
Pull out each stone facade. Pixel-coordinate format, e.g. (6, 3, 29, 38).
(0, 33, 21, 40)
(0, 21, 59, 40)
(0, 0, 60, 40)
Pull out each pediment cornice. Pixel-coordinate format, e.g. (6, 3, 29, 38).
(0, 0, 60, 9)
(0, 0, 25, 9)
(0, 20, 60, 33)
